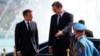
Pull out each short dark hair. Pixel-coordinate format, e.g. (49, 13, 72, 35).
(23, 9, 32, 16)
(52, 1, 63, 8)
(78, 20, 85, 25)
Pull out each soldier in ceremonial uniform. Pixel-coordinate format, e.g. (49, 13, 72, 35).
(71, 23, 100, 56)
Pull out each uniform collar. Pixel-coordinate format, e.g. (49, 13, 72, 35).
(75, 35, 85, 41)
(79, 35, 86, 40)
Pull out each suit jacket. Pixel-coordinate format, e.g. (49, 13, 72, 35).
(48, 12, 73, 49)
(15, 21, 38, 54)
(85, 29, 93, 37)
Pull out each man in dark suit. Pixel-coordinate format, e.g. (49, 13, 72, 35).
(48, 1, 73, 56)
(15, 9, 39, 56)
(78, 19, 93, 37)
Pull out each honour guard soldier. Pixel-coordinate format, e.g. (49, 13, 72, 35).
(71, 23, 100, 56)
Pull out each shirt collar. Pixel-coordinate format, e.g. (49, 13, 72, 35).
(57, 10, 65, 17)
(24, 20, 31, 24)
(60, 10, 65, 17)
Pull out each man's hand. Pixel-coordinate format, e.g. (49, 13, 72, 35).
(55, 30, 63, 38)
(17, 51, 22, 56)
(48, 46, 53, 54)
(35, 49, 39, 56)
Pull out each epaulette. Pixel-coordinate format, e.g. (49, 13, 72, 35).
(78, 41, 86, 48)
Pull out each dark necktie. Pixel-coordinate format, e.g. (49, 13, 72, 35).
(27, 22, 31, 32)
(57, 15, 61, 25)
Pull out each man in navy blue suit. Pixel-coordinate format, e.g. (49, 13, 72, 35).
(48, 1, 73, 56)
(15, 9, 39, 56)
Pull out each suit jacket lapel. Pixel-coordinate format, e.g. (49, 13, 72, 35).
(22, 21, 29, 31)
(30, 22, 35, 31)
(54, 15, 58, 26)
(30, 22, 37, 53)
(58, 12, 65, 25)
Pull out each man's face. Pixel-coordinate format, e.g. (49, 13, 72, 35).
(74, 30, 85, 38)
(24, 12, 33, 21)
(52, 6, 61, 14)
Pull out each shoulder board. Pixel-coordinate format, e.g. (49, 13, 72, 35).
(78, 41, 86, 48)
